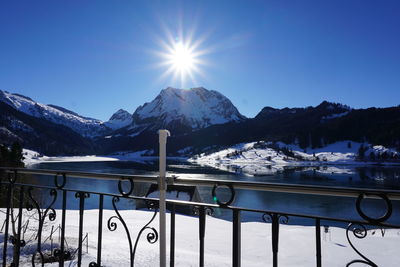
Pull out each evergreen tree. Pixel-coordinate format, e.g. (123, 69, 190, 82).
(10, 142, 24, 164)
(0, 142, 25, 167)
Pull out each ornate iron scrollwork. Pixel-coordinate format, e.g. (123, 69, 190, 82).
(211, 183, 235, 207)
(193, 206, 214, 216)
(344, 192, 393, 266)
(355, 193, 392, 224)
(346, 223, 378, 267)
(262, 213, 289, 224)
(118, 178, 134, 197)
(75, 191, 90, 199)
(27, 187, 58, 266)
(107, 196, 159, 267)
(54, 173, 67, 189)
(262, 212, 289, 266)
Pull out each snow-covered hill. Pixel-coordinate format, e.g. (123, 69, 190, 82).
(104, 109, 133, 130)
(190, 141, 400, 176)
(0, 90, 108, 137)
(130, 87, 245, 133)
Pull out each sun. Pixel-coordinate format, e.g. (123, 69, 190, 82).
(156, 32, 207, 87)
(168, 42, 195, 74)
(162, 40, 201, 86)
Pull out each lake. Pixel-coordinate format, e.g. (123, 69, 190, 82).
(25, 160, 400, 226)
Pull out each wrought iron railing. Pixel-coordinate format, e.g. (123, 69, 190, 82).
(1, 167, 400, 267)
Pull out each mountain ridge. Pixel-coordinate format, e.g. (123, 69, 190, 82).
(1, 88, 399, 156)
(0, 89, 109, 138)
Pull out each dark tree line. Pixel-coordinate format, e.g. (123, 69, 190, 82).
(0, 142, 25, 167)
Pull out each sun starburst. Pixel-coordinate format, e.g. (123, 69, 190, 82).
(155, 30, 208, 87)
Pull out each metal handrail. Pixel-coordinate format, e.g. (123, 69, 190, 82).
(1, 166, 399, 267)
(2, 167, 400, 200)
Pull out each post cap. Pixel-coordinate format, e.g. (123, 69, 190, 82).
(158, 129, 171, 143)
(158, 129, 171, 137)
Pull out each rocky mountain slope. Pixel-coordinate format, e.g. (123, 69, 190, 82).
(0, 90, 109, 137)
(127, 87, 246, 134)
(0, 101, 95, 155)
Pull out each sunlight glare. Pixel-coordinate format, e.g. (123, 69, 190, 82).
(170, 42, 195, 73)
(155, 30, 208, 87)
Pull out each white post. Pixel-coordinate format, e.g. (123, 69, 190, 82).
(158, 129, 170, 267)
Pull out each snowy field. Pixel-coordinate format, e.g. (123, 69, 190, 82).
(1, 209, 399, 266)
(190, 141, 400, 176)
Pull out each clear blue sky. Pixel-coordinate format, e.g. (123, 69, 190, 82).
(1, 0, 399, 121)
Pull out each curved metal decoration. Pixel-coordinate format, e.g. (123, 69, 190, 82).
(193, 206, 215, 216)
(75, 191, 90, 199)
(118, 178, 134, 197)
(356, 193, 392, 224)
(54, 173, 67, 189)
(27, 187, 58, 266)
(132, 208, 159, 263)
(212, 183, 235, 207)
(107, 196, 159, 267)
(346, 223, 378, 267)
(145, 199, 159, 211)
(262, 213, 289, 224)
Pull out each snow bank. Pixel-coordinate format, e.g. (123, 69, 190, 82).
(22, 149, 160, 166)
(22, 149, 119, 166)
(1, 209, 398, 266)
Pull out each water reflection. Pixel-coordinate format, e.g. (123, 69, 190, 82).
(25, 160, 400, 225)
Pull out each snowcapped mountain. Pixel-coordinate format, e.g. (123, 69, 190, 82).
(129, 87, 246, 133)
(0, 90, 108, 138)
(104, 109, 133, 130)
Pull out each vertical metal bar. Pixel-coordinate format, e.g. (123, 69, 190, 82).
(199, 207, 206, 267)
(77, 193, 86, 267)
(232, 209, 241, 267)
(316, 219, 322, 267)
(158, 129, 170, 267)
(169, 203, 176, 267)
(59, 190, 67, 266)
(271, 214, 279, 267)
(96, 194, 104, 266)
(2, 184, 12, 267)
(14, 186, 24, 267)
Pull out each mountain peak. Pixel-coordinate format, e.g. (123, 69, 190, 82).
(104, 109, 132, 130)
(131, 86, 246, 133)
(316, 101, 351, 111)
